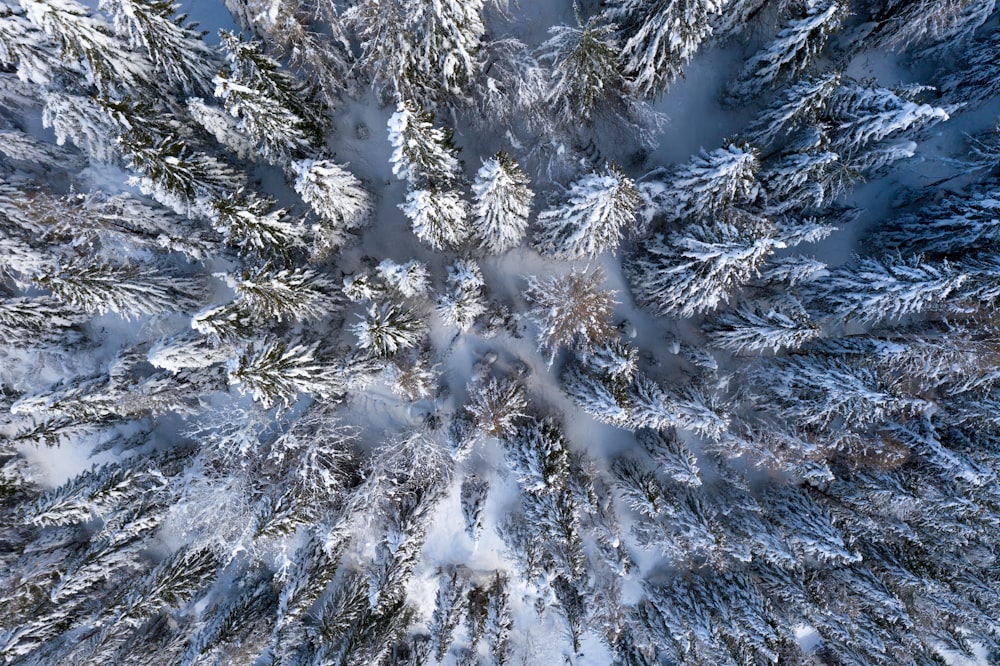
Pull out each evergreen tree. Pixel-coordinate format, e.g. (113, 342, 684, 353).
(460, 475, 489, 542)
(605, 0, 726, 98)
(539, 15, 628, 127)
(21, 0, 152, 94)
(387, 99, 462, 187)
(351, 302, 425, 358)
(471, 152, 533, 255)
(400, 186, 470, 250)
(228, 338, 345, 408)
(292, 159, 372, 254)
(437, 259, 486, 331)
(0, 8, 59, 87)
(745, 71, 842, 149)
(534, 164, 640, 260)
(827, 80, 951, 157)
(725, 1, 847, 105)
(815, 254, 969, 324)
(346, 0, 484, 108)
(708, 299, 821, 355)
(209, 190, 308, 263)
(99, 0, 217, 94)
(34, 257, 202, 319)
(376, 258, 431, 298)
(630, 211, 777, 317)
(649, 142, 760, 222)
(428, 568, 467, 662)
(214, 30, 321, 165)
(866, 0, 994, 52)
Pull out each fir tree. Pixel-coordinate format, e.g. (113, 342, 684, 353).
(209, 190, 308, 263)
(376, 259, 431, 298)
(428, 568, 467, 662)
(471, 152, 533, 255)
(725, 1, 848, 105)
(34, 257, 202, 319)
(400, 186, 470, 250)
(351, 302, 424, 358)
(228, 338, 345, 408)
(540, 15, 627, 127)
(745, 72, 842, 149)
(815, 254, 969, 324)
(292, 159, 372, 253)
(708, 299, 822, 355)
(649, 142, 760, 222)
(437, 259, 486, 331)
(630, 211, 777, 317)
(214, 30, 320, 165)
(387, 99, 462, 187)
(534, 165, 640, 260)
(606, 0, 726, 98)
(866, 0, 994, 52)
(460, 475, 489, 543)
(99, 0, 217, 94)
(827, 80, 951, 157)
(21, 0, 152, 94)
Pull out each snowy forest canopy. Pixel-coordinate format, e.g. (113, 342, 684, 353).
(1, 0, 1000, 664)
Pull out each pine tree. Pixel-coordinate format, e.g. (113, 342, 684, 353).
(871, 182, 1000, 257)
(34, 257, 202, 319)
(209, 190, 308, 263)
(387, 99, 462, 187)
(292, 159, 372, 253)
(460, 475, 489, 542)
(214, 30, 320, 165)
(0, 8, 58, 87)
(471, 152, 533, 255)
(525, 268, 618, 364)
(745, 72, 842, 149)
(866, 0, 994, 52)
(630, 211, 777, 317)
(404, 0, 485, 107)
(376, 259, 431, 298)
(814, 254, 969, 324)
(942, 32, 1000, 107)
(827, 80, 951, 157)
(725, 1, 847, 105)
(99, 0, 217, 94)
(351, 302, 424, 358)
(437, 259, 486, 330)
(400, 187, 470, 250)
(228, 338, 345, 408)
(428, 568, 467, 662)
(187, 96, 258, 159)
(709, 300, 821, 355)
(21, 0, 152, 94)
(224, 265, 337, 323)
(745, 353, 930, 430)
(534, 164, 640, 259)
(484, 573, 512, 666)
(649, 142, 760, 222)
(540, 15, 628, 127)
(606, 0, 726, 98)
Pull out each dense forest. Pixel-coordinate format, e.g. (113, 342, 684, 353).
(1, 0, 999, 664)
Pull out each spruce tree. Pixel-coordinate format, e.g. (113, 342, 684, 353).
(534, 164, 640, 259)
(471, 152, 533, 255)
(605, 0, 725, 98)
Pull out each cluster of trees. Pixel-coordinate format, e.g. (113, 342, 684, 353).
(1, 0, 999, 664)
